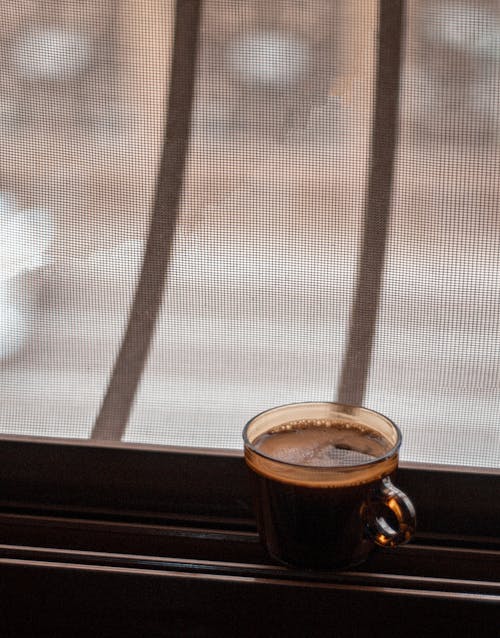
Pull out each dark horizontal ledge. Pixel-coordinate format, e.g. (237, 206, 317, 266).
(2, 554, 499, 637)
(1, 435, 499, 538)
(1, 544, 499, 597)
(0, 511, 262, 565)
(0, 511, 499, 585)
(0, 436, 252, 519)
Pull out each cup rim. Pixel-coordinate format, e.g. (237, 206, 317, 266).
(242, 401, 402, 471)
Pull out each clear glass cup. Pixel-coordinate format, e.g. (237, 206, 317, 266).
(243, 402, 416, 569)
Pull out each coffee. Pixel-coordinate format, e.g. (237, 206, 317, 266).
(244, 404, 415, 569)
(253, 419, 390, 467)
(247, 419, 397, 568)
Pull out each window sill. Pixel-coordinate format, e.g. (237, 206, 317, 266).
(1, 502, 499, 636)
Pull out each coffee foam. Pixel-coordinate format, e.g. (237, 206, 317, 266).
(246, 419, 397, 487)
(255, 419, 389, 466)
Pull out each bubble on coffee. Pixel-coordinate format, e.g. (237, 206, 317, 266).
(253, 419, 390, 467)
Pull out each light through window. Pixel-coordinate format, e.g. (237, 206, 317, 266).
(0, 0, 498, 469)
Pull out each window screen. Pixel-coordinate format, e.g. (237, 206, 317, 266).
(1, 0, 498, 469)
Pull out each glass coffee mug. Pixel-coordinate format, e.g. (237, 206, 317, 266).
(243, 402, 416, 569)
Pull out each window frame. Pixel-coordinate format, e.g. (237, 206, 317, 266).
(1, 436, 499, 633)
(0, 0, 497, 536)
(1, 435, 499, 540)
(1, 0, 499, 629)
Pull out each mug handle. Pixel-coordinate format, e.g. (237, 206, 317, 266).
(364, 477, 416, 547)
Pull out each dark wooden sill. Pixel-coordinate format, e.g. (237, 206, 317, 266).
(2, 559, 497, 638)
(1, 437, 499, 537)
(1, 510, 500, 583)
(1, 438, 499, 635)
(1, 508, 499, 637)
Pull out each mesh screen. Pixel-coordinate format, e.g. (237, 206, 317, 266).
(366, 0, 500, 466)
(0, 0, 499, 468)
(0, 0, 166, 436)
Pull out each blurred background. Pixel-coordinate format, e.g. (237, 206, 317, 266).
(0, 0, 498, 467)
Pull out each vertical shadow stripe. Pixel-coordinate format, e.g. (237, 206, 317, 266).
(92, 0, 202, 440)
(337, 0, 405, 405)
